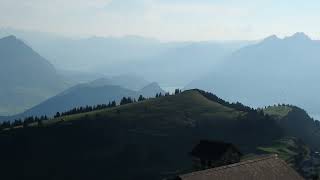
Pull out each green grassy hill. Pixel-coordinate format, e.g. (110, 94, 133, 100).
(258, 137, 310, 162)
(264, 105, 320, 149)
(59, 89, 240, 124)
(264, 105, 293, 119)
(0, 90, 288, 180)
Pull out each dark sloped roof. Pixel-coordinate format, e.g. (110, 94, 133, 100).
(190, 140, 241, 160)
(179, 155, 304, 180)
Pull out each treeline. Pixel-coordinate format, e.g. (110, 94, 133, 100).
(119, 92, 172, 105)
(195, 89, 256, 113)
(263, 103, 297, 110)
(0, 115, 48, 130)
(0, 91, 174, 131)
(54, 101, 117, 118)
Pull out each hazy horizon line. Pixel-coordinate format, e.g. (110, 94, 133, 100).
(1, 27, 319, 43)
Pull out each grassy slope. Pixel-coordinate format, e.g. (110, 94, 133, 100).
(264, 105, 320, 149)
(0, 90, 282, 180)
(257, 136, 315, 179)
(262, 105, 320, 179)
(264, 105, 293, 119)
(258, 137, 310, 162)
(58, 90, 241, 124)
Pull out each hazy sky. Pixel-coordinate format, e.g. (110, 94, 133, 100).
(1, 0, 320, 41)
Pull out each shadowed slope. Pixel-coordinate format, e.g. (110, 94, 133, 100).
(0, 90, 283, 180)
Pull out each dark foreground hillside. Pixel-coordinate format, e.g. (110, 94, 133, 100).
(0, 90, 288, 180)
(264, 105, 320, 149)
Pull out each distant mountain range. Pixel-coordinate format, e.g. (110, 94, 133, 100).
(2, 30, 320, 119)
(0, 34, 159, 116)
(187, 32, 320, 118)
(1, 81, 165, 120)
(0, 28, 168, 71)
(88, 75, 150, 91)
(125, 41, 249, 85)
(0, 35, 67, 115)
(0, 28, 253, 86)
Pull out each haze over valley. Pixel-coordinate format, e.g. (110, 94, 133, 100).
(1, 1, 320, 179)
(1, 30, 319, 120)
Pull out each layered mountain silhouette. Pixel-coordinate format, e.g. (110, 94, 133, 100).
(187, 32, 320, 117)
(124, 41, 249, 85)
(87, 75, 150, 91)
(0, 35, 66, 115)
(0, 29, 170, 71)
(139, 82, 165, 97)
(0, 29, 252, 86)
(3, 81, 165, 119)
(110, 74, 150, 91)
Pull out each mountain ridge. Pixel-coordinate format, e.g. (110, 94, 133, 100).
(0, 35, 67, 115)
(1, 81, 165, 120)
(186, 32, 320, 117)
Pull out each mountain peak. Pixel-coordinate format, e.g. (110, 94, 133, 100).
(139, 82, 165, 97)
(144, 82, 160, 88)
(0, 35, 29, 49)
(1, 35, 17, 40)
(285, 32, 311, 41)
(260, 33, 312, 45)
(89, 78, 113, 87)
(140, 82, 163, 91)
(262, 35, 280, 43)
(0, 35, 21, 43)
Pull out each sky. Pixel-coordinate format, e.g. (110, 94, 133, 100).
(0, 0, 320, 41)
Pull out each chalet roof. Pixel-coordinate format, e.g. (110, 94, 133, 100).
(178, 155, 304, 180)
(190, 140, 241, 160)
